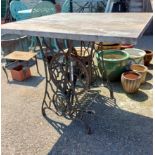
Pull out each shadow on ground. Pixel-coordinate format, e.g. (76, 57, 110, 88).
(140, 82, 153, 90)
(146, 71, 153, 81)
(8, 76, 45, 87)
(147, 64, 153, 71)
(44, 91, 152, 155)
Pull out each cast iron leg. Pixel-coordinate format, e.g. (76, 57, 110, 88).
(106, 79, 114, 99)
(35, 56, 41, 76)
(2, 66, 9, 83)
(79, 110, 95, 134)
(101, 56, 114, 99)
(36, 37, 49, 116)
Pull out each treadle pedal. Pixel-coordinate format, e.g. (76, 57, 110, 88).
(83, 109, 95, 115)
(86, 126, 92, 135)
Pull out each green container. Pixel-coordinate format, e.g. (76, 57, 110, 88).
(96, 50, 129, 81)
(1, 0, 6, 18)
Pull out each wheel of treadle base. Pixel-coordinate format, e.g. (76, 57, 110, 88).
(48, 53, 90, 96)
(52, 90, 78, 117)
(53, 91, 68, 116)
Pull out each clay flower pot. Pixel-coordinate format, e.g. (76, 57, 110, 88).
(130, 64, 148, 84)
(11, 65, 31, 81)
(95, 42, 121, 50)
(120, 44, 134, 50)
(121, 71, 141, 93)
(144, 50, 153, 66)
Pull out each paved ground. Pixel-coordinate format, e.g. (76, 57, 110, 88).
(1, 35, 153, 155)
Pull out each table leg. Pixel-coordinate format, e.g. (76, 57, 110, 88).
(101, 56, 114, 99)
(34, 56, 41, 76)
(2, 66, 9, 82)
(36, 37, 50, 116)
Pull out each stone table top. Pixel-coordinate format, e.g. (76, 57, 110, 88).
(1, 13, 152, 44)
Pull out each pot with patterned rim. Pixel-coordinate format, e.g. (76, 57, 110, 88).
(121, 71, 141, 93)
(130, 64, 148, 84)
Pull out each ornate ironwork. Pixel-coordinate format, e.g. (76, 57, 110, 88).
(36, 37, 114, 134)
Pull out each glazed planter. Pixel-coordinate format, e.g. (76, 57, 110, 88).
(95, 42, 121, 51)
(130, 64, 148, 84)
(96, 50, 129, 81)
(120, 44, 134, 50)
(121, 71, 141, 93)
(10, 65, 31, 81)
(124, 48, 146, 64)
(144, 50, 153, 66)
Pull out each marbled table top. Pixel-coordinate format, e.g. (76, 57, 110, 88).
(1, 13, 152, 43)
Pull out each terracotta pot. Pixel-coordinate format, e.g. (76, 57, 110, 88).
(10, 65, 31, 81)
(130, 64, 148, 84)
(144, 50, 153, 66)
(95, 42, 121, 50)
(120, 44, 134, 50)
(121, 71, 141, 93)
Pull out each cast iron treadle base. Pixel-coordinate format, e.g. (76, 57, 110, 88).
(36, 37, 114, 134)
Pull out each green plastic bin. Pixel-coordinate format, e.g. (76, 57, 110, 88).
(96, 50, 129, 81)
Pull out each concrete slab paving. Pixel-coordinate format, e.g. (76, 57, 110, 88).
(1, 35, 153, 155)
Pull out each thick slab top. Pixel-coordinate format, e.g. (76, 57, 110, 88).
(4, 51, 37, 61)
(1, 13, 152, 43)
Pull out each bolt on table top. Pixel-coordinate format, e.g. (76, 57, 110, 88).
(1, 13, 152, 44)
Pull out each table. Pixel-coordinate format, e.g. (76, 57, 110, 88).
(1, 13, 152, 133)
(2, 13, 152, 43)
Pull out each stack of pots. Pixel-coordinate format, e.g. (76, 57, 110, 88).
(94, 43, 151, 93)
(121, 48, 149, 93)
